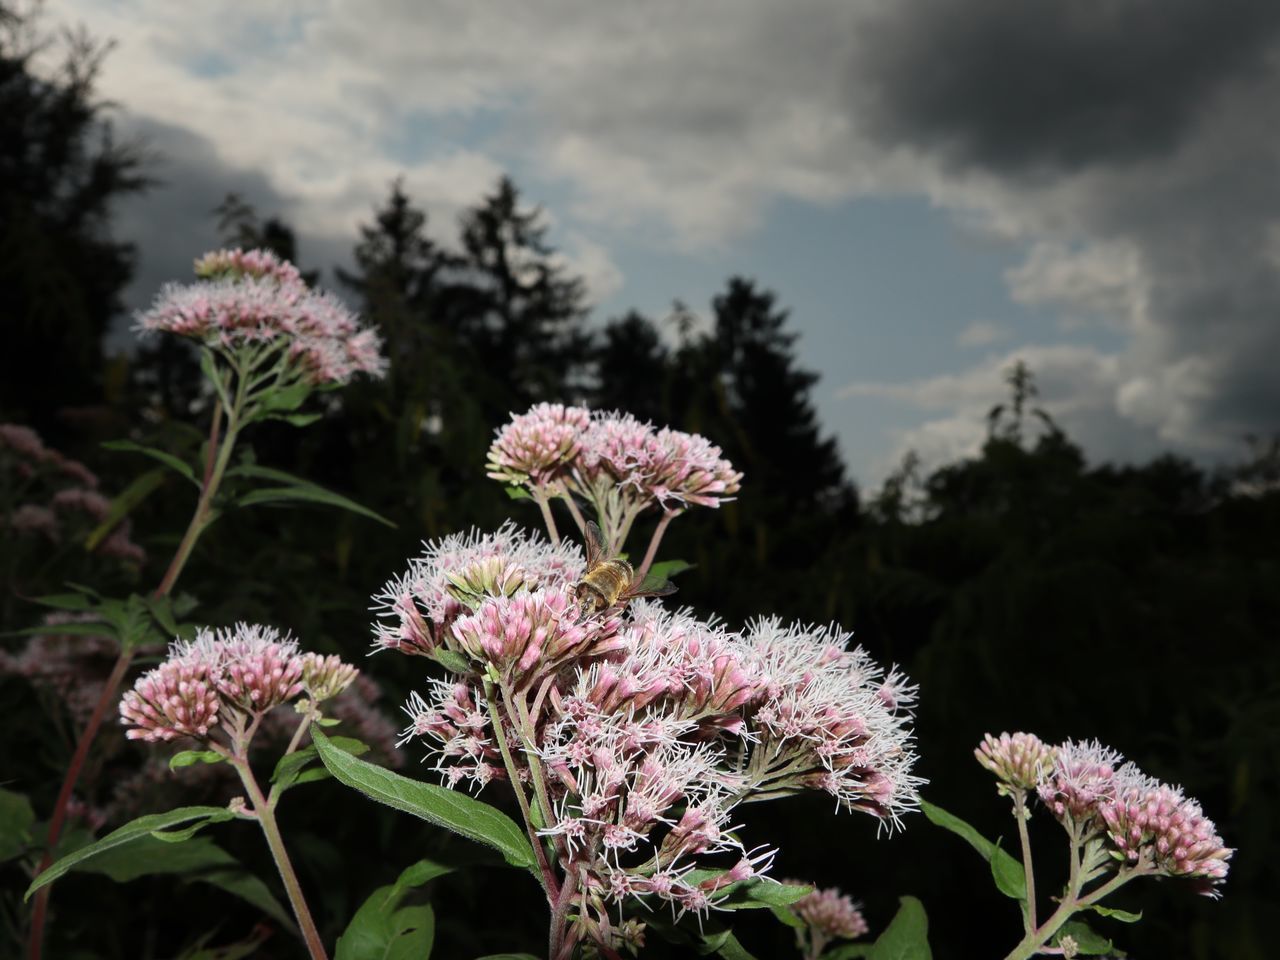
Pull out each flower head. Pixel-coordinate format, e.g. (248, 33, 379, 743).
(976, 731, 1057, 795)
(120, 648, 220, 742)
(1099, 766, 1232, 892)
(789, 883, 870, 942)
(371, 522, 584, 657)
(135, 248, 386, 386)
(487, 403, 591, 487)
(1037, 739, 1121, 826)
(300, 652, 359, 702)
(191, 623, 306, 713)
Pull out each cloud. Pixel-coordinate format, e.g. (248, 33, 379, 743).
(845, 0, 1280, 459)
(56, 0, 1280, 472)
(956, 320, 1009, 347)
(848, 0, 1280, 173)
(839, 345, 1173, 480)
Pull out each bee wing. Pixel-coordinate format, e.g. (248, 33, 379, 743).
(627, 572, 678, 600)
(583, 520, 605, 567)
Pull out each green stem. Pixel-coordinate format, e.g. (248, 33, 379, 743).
(483, 679, 558, 901)
(1013, 789, 1037, 933)
(1000, 869, 1139, 960)
(556, 483, 589, 538)
(233, 757, 329, 960)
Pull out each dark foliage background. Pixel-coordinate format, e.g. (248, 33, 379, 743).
(1, 7, 1276, 958)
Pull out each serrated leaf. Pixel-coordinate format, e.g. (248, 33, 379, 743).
(1088, 903, 1142, 923)
(256, 381, 312, 414)
(85, 468, 167, 550)
(334, 859, 451, 960)
(25, 806, 235, 899)
(769, 904, 805, 929)
(867, 896, 931, 960)
(1053, 920, 1113, 955)
(0, 787, 35, 862)
(919, 799, 1026, 901)
(102, 440, 198, 485)
(312, 726, 535, 871)
(169, 750, 225, 772)
(75, 835, 296, 933)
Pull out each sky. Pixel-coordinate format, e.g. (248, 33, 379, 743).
(50, 0, 1280, 487)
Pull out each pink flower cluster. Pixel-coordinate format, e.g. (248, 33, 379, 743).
(120, 623, 358, 743)
(384, 524, 920, 946)
(486, 405, 742, 511)
(979, 733, 1234, 893)
(0, 613, 119, 726)
(134, 248, 387, 386)
(371, 521, 586, 657)
(1, 423, 145, 562)
(789, 882, 870, 942)
(975, 731, 1057, 794)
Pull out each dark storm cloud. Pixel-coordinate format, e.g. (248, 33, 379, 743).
(850, 0, 1280, 172)
(112, 115, 292, 317)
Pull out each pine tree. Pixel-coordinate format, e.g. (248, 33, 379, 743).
(454, 176, 590, 408)
(0, 6, 148, 431)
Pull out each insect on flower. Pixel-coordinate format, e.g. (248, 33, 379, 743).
(575, 520, 677, 615)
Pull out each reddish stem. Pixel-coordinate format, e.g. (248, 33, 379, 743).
(28, 398, 229, 959)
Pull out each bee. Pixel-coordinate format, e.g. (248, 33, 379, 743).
(575, 520, 677, 615)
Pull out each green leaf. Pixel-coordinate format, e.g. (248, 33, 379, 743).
(823, 946, 873, 960)
(75, 834, 296, 933)
(710, 931, 759, 960)
(85, 468, 167, 550)
(24, 806, 235, 899)
(311, 726, 536, 871)
(504, 485, 533, 501)
(334, 859, 452, 960)
(30, 591, 98, 612)
(867, 896, 931, 960)
(710, 877, 812, 912)
(1088, 904, 1142, 923)
(256, 381, 312, 415)
(271, 737, 369, 796)
(169, 750, 225, 772)
(228, 464, 394, 527)
(1053, 921, 1113, 955)
(647, 558, 694, 580)
(101, 440, 198, 485)
(919, 799, 1026, 901)
(200, 348, 233, 413)
(431, 649, 471, 674)
(0, 787, 35, 862)
(769, 904, 805, 929)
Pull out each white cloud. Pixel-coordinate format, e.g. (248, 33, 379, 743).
(957, 320, 1009, 346)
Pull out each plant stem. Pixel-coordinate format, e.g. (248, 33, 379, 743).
(1000, 868, 1138, 960)
(1013, 789, 1037, 933)
(549, 862, 579, 960)
(233, 756, 329, 960)
(556, 484, 589, 538)
(636, 509, 679, 581)
(483, 679, 559, 901)
(534, 488, 561, 545)
(28, 379, 244, 960)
